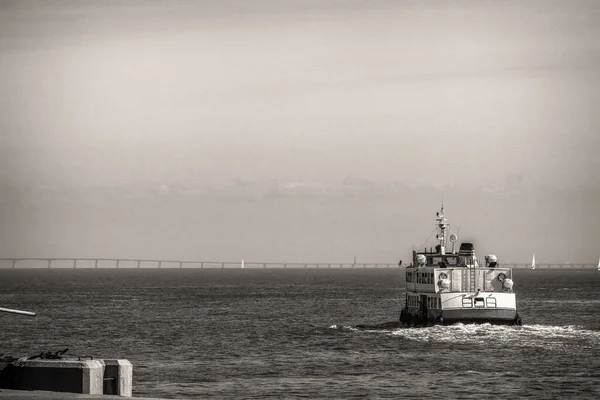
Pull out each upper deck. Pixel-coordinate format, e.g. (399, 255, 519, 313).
(405, 266, 513, 293)
(405, 204, 514, 294)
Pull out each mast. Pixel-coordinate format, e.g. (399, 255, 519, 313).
(435, 203, 449, 255)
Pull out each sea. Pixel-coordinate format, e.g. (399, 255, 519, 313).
(1, 268, 599, 399)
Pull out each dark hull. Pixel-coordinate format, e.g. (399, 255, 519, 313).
(442, 318, 516, 326)
(400, 307, 522, 327)
(441, 308, 518, 325)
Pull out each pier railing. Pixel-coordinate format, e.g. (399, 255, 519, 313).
(0, 258, 597, 269)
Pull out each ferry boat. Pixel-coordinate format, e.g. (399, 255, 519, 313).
(399, 205, 522, 327)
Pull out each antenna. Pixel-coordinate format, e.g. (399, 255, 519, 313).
(441, 191, 444, 212)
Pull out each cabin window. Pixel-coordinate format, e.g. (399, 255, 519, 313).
(462, 298, 473, 308)
(486, 297, 497, 308)
(474, 297, 485, 308)
(445, 257, 458, 266)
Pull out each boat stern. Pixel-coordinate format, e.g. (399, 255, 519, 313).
(440, 291, 521, 325)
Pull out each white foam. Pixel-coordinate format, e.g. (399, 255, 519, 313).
(384, 324, 600, 349)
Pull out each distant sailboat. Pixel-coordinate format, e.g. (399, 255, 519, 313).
(597, 257, 599, 271)
(531, 253, 536, 270)
(241, 259, 245, 269)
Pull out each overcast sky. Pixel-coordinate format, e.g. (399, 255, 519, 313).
(1, 0, 599, 264)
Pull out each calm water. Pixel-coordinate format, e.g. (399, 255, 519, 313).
(1, 268, 599, 399)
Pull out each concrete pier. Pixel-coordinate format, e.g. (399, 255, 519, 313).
(0, 359, 132, 397)
(0, 360, 103, 395)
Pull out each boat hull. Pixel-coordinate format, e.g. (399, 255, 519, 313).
(400, 308, 521, 326)
(441, 308, 518, 325)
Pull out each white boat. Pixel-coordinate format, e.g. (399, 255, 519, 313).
(531, 254, 536, 270)
(597, 257, 599, 271)
(399, 204, 522, 326)
(241, 259, 245, 269)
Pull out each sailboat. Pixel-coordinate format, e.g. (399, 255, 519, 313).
(597, 257, 599, 271)
(531, 253, 536, 270)
(241, 259, 245, 269)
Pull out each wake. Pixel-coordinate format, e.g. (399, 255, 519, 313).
(330, 322, 600, 348)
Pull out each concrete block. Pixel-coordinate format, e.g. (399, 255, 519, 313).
(0, 359, 104, 394)
(102, 359, 132, 397)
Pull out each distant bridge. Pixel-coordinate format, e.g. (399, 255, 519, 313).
(0, 258, 597, 270)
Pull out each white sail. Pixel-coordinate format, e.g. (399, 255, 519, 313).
(241, 259, 245, 269)
(597, 257, 599, 271)
(531, 253, 536, 270)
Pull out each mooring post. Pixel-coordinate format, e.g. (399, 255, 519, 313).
(73, 259, 77, 269)
(179, 261, 183, 269)
(158, 261, 162, 269)
(12, 259, 16, 269)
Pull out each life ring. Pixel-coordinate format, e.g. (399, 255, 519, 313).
(497, 273, 506, 282)
(438, 272, 448, 280)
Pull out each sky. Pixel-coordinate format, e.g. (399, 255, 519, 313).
(1, 0, 599, 264)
